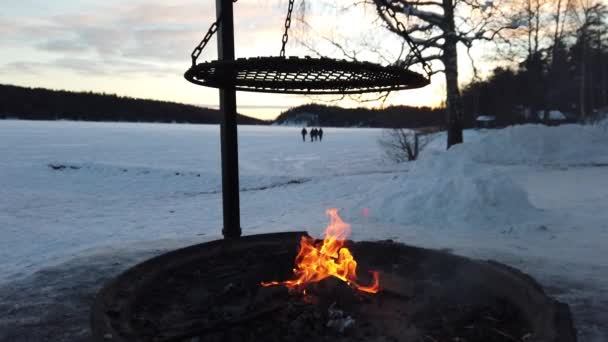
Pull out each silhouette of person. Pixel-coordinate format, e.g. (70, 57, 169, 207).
(318, 128, 323, 141)
(301, 127, 307, 142)
(311, 128, 317, 142)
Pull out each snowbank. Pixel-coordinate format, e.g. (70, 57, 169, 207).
(425, 124, 608, 167)
(597, 116, 608, 131)
(467, 124, 608, 166)
(364, 143, 537, 229)
(366, 123, 608, 229)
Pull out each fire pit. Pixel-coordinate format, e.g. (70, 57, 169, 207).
(91, 217, 576, 342)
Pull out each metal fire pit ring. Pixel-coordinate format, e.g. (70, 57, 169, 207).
(184, 57, 430, 94)
(91, 232, 576, 342)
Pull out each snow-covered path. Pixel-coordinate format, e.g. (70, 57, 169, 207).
(1, 120, 606, 341)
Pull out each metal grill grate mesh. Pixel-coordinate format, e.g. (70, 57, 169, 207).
(185, 57, 429, 94)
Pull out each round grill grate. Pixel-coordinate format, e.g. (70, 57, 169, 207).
(185, 56, 430, 94)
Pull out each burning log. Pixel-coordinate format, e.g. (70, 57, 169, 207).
(261, 208, 379, 294)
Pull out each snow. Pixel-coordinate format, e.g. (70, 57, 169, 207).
(475, 114, 495, 122)
(0, 121, 393, 283)
(549, 110, 567, 120)
(463, 123, 608, 166)
(1, 119, 607, 341)
(364, 144, 538, 228)
(598, 115, 608, 130)
(537, 109, 568, 121)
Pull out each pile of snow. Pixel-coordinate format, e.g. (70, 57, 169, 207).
(420, 129, 486, 156)
(425, 123, 608, 167)
(364, 123, 608, 229)
(363, 143, 538, 229)
(467, 124, 608, 166)
(365, 123, 608, 229)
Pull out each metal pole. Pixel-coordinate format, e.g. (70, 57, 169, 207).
(216, 0, 241, 239)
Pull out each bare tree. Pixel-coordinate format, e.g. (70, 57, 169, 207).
(552, 0, 567, 56)
(362, 0, 517, 148)
(488, 0, 577, 115)
(568, 0, 608, 118)
(292, 0, 515, 148)
(379, 128, 435, 162)
(495, 0, 568, 62)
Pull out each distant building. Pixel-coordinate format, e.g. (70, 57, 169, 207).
(537, 110, 565, 120)
(537, 110, 571, 125)
(475, 115, 496, 128)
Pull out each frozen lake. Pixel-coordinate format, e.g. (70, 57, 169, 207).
(0, 120, 398, 282)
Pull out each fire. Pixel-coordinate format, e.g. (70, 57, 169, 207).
(262, 208, 380, 294)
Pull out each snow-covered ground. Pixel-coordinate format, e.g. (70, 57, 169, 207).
(1, 120, 607, 341)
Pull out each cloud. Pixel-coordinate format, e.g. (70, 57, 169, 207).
(36, 39, 89, 53)
(0, 16, 19, 36)
(0, 1, 290, 77)
(2, 1, 433, 100)
(2, 61, 48, 76)
(2, 56, 181, 78)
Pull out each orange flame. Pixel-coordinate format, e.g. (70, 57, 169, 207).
(262, 208, 380, 294)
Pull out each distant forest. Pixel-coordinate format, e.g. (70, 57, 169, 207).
(0, 84, 266, 125)
(274, 104, 446, 128)
(460, 3, 608, 126)
(0, 84, 448, 128)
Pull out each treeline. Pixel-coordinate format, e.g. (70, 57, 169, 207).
(0, 83, 445, 128)
(274, 104, 445, 128)
(0, 84, 266, 125)
(461, 1, 608, 126)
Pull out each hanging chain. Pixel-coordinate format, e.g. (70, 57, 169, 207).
(382, 2, 433, 79)
(191, 22, 219, 66)
(191, 0, 238, 67)
(280, 0, 295, 57)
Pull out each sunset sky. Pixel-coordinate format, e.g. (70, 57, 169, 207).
(1, 0, 491, 120)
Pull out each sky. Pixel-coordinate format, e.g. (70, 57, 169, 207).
(0, 0, 487, 120)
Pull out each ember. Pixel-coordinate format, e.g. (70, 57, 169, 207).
(262, 208, 380, 294)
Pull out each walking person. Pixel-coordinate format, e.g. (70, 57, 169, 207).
(311, 128, 317, 142)
(318, 128, 323, 141)
(301, 127, 307, 142)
